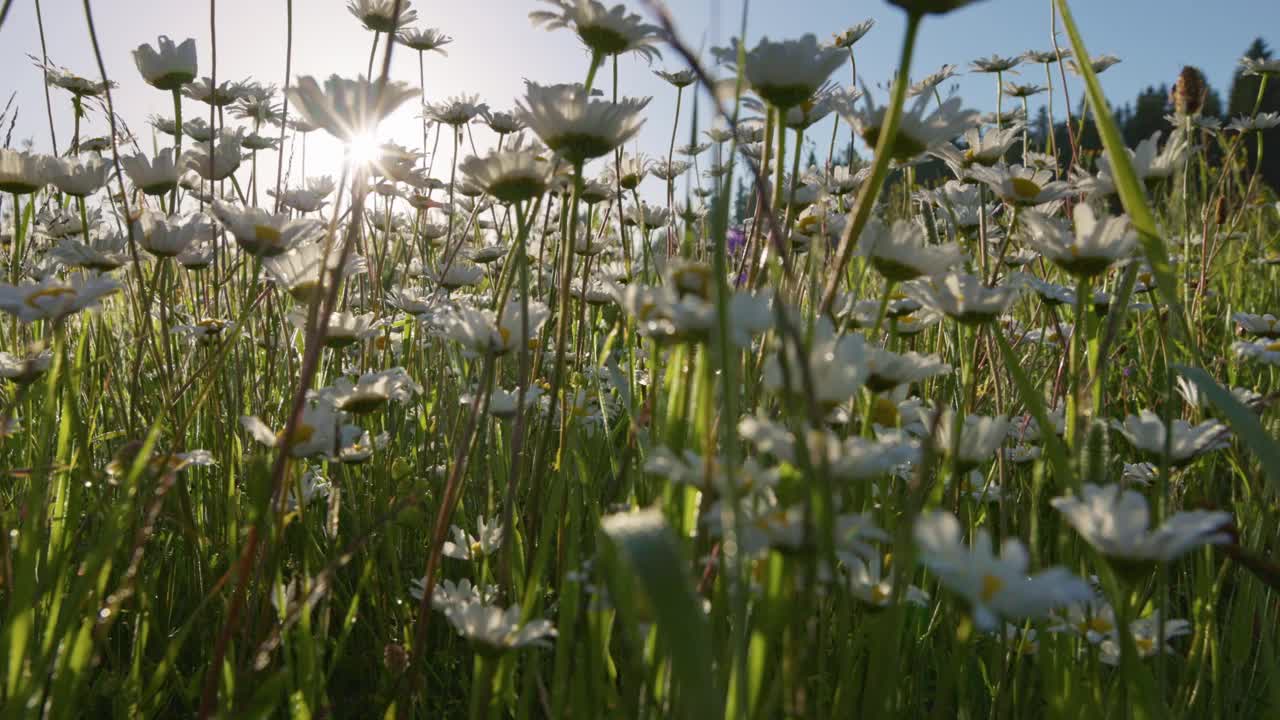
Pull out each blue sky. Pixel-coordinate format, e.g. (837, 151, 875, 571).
(2, 0, 1278, 188)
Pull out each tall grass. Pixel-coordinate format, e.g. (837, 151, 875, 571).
(0, 0, 1279, 718)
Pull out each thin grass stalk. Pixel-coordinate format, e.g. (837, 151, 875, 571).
(272, 0, 293, 212)
(819, 12, 923, 314)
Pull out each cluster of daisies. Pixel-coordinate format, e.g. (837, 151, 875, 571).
(3, 0, 1279, 692)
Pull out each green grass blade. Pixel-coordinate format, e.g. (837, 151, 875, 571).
(601, 509, 722, 720)
(1174, 365, 1280, 494)
(993, 329, 1072, 486)
(1054, 0, 1200, 366)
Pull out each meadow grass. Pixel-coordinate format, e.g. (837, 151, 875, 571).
(1, 0, 1280, 717)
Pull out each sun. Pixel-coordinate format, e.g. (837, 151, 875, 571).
(346, 131, 382, 169)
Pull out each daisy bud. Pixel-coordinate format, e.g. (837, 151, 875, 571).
(383, 643, 409, 674)
(1172, 66, 1207, 117)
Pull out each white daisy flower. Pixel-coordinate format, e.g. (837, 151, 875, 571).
(762, 318, 869, 408)
(0, 274, 121, 323)
(135, 211, 214, 259)
(442, 516, 503, 561)
(1099, 613, 1192, 665)
(441, 601, 556, 652)
(263, 243, 367, 302)
(398, 27, 453, 54)
(49, 155, 110, 197)
(1051, 483, 1232, 564)
(212, 200, 325, 257)
(914, 511, 1093, 631)
(530, 0, 663, 62)
(856, 218, 966, 282)
(436, 299, 550, 356)
(0, 349, 53, 384)
(313, 368, 420, 414)
(738, 34, 846, 110)
(830, 19, 875, 49)
(864, 345, 952, 392)
(845, 93, 980, 162)
(970, 164, 1073, 206)
(287, 74, 416, 143)
(0, 149, 53, 195)
(1020, 204, 1137, 278)
(268, 176, 338, 214)
(183, 130, 245, 181)
(1112, 411, 1229, 465)
(347, 0, 417, 32)
(241, 404, 345, 459)
(459, 147, 554, 204)
(905, 272, 1019, 325)
(517, 82, 649, 165)
(121, 149, 182, 196)
(132, 35, 197, 90)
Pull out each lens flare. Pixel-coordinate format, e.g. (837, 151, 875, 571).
(345, 132, 381, 169)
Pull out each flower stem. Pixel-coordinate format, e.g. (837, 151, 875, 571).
(1044, 62, 1058, 168)
(667, 86, 683, 219)
(468, 654, 495, 720)
(1066, 274, 1091, 465)
(533, 163, 584, 479)
(272, 0, 293, 211)
(9, 193, 22, 285)
(1021, 97, 1030, 160)
(995, 70, 1004, 131)
(498, 199, 539, 591)
(1250, 75, 1270, 118)
(366, 31, 379, 78)
(171, 89, 183, 213)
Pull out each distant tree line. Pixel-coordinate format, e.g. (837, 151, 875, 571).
(730, 37, 1280, 224)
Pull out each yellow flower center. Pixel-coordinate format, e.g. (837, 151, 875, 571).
(1010, 177, 1043, 200)
(277, 423, 315, 446)
(869, 397, 900, 428)
(753, 512, 785, 532)
(254, 224, 283, 243)
(980, 573, 1004, 602)
(796, 214, 821, 235)
(1135, 637, 1155, 655)
(1088, 616, 1113, 634)
(290, 280, 322, 302)
(673, 265, 713, 298)
(25, 286, 77, 308)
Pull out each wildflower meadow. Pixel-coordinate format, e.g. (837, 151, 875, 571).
(2, 0, 1280, 716)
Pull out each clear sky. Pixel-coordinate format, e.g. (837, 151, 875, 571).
(2, 0, 1279, 192)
